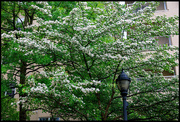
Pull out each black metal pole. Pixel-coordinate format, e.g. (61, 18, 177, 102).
(123, 96, 127, 121)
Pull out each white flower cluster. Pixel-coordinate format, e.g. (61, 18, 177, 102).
(25, 24, 38, 29)
(74, 25, 96, 31)
(71, 84, 100, 94)
(92, 80, 101, 86)
(10, 31, 65, 55)
(82, 87, 100, 94)
(71, 80, 101, 94)
(31, 2, 52, 17)
(14, 37, 40, 51)
(8, 30, 33, 37)
(27, 76, 36, 86)
(40, 71, 47, 77)
(71, 94, 85, 105)
(17, 97, 27, 105)
(27, 68, 90, 105)
(97, 53, 123, 60)
(43, 38, 59, 51)
(36, 1, 49, 6)
(1, 33, 14, 39)
(13, 46, 27, 53)
(77, 80, 101, 86)
(79, 46, 95, 57)
(38, 68, 70, 90)
(37, 68, 101, 95)
(31, 5, 51, 15)
(42, 20, 62, 25)
(30, 83, 48, 94)
(24, 50, 33, 56)
(11, 102, 16, 106)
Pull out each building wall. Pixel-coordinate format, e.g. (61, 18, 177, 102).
(125, 1, 179, 76)
(154, 1, 179, 17)
(30, 110, 51, 121)
(154, 1, 179, 75)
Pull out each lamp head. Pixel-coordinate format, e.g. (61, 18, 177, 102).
(116, 69, 131, 96)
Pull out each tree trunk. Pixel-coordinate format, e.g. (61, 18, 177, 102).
(19, 103, 27, 121)
(19, 60, 27, 121)
(24, 9, 29, 26)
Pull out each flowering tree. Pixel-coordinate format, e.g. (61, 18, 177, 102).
(1, 1, 70, 120)
(1, 1, 179, 121)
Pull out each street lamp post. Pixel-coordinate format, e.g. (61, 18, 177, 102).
(116, 69, 131, 121)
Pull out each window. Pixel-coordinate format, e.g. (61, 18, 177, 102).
(5, 83, 16, 98)
(16, 17, 24, 30)
(1, 56, 8, 64)
(134, 4, 149, 13)
(119, 1, 125, 5)
(126, 1, 167, 11)
(39, 117, 48, 121)
(126, 1, 150, 13)
(126, 1, 134, 8)
(16, 18, 24, 24)
(39, 117, 60, 121)
(156, 1, 167, 10)
(155, 36, 171, 46)
(123, 31, 127, 39)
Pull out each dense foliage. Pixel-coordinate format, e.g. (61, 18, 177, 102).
(1, 75, 19, 120)
(1, 1, 179, 121)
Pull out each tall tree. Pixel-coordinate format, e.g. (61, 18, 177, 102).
(1, 1, 73, 120)
(1, 1, 179, 121)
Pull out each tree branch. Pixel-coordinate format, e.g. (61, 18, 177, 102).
(26, 61, 63, 75)
(95, 93, 104, 120)
(82, 53, 92, 79)
(104, 91, 115, 120)
(2, 7, 25, 31)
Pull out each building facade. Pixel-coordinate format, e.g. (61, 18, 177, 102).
(125, 1, 179, 75)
